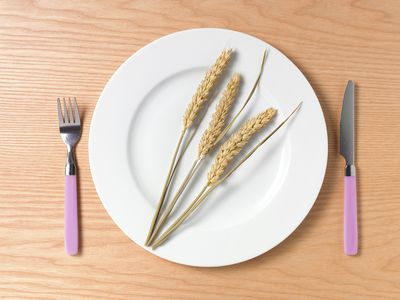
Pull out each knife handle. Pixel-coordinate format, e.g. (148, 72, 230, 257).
(344, 175, 358, 255)
(65, 175, 78, 255)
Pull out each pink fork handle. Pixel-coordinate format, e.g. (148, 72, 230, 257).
(65, 175, 78, 255)
(344, 176, 358, 255)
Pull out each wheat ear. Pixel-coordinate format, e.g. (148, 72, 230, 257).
(183, 49, 233, 129)
(207, 108, 276, 185)
(198, 73, 240, 157)
(145, 49, 233, 245)
(152, 103, 302, 249)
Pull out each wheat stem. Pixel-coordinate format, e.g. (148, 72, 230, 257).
(169, 109, 204, 178)
(145, 129, 186, 245)
(152, 185, 210, 249)
(147, 157, 203, 245)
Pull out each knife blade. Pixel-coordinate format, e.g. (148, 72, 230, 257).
(340, 80, 358, 256)
(340, 81, 354, 166)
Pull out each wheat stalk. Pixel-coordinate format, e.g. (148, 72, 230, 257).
(147, 74, 240, 245)
(152, 103, 302, 249)
(207, 108, 276, 185)
(198, 73, 240, 157)
(148, 49, 269, 246)
(183, 49, 233, 129)
(145, 49, 233, 245)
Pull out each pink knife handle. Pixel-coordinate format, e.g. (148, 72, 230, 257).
(344, 176, 357, 255)
(65, 175, 78, 255)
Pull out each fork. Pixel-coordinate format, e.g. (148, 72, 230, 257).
(57, 97, 81, 255)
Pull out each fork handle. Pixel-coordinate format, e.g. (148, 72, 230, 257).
(65, 175, 78, 255)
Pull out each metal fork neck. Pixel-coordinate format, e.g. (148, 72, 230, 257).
(65, 145, 76, 175)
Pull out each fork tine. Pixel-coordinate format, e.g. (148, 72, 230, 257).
(73, 97, 80, 125)
(57, 98, 64, 125)
(63, 98, 69, 123)
(68, 98, 75, 123)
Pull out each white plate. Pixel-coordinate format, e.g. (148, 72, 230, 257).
(89, 28, 327, 267)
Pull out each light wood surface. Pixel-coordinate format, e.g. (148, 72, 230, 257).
(1, 1, 400, 299)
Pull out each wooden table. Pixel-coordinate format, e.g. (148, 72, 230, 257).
(1, 1, 399, 299)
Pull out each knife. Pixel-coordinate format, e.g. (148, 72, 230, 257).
(340, 80, 358, 255)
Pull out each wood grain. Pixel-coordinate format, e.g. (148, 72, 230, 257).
(1, 0, 399, 299)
